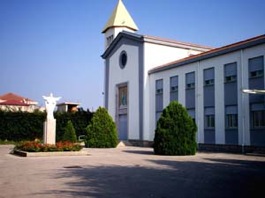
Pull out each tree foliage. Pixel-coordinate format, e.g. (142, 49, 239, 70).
(153, 101, 197, 155)
(85, 107, 118, 148)
(62, 120, 77, 142)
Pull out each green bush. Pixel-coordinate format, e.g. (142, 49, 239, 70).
(62, 120, 77, 143)
(153, 101, 197, 155)
(85, 107, 118, 148)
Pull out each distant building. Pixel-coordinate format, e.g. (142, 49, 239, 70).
(56, 102, 80, 113)
(0, 92, 39, 112)
(102, 0, 265, 148)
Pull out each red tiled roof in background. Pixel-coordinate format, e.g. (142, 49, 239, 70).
(0, 92, 34, 102)
(0, 99, 29, 106)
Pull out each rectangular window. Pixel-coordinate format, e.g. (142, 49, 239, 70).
(107, 35, 114, 46)
(249, 56, 264, 78)
(250, 70, 264, 78)
(225, 106, 238, 129)
(170, 76, 178, 101)
(252, 110, 265, 128)
(156, 79, 163, 94)
(224, 62, 237, 83)
(187, 108, 195, 122)
(204, 68, 214, 86)
(156, 79, 163, 122)
(206, 115, 215, 128)
(170, 76, 178, 92)
(226, 114, 238, 128)
(118, 86, 127, 109)
(186, 72, 195, 89)
(205, 107, 215, 128)
(251, 103, 265, 128)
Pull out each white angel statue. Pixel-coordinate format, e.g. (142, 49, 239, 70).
(42, 93, 61, 119)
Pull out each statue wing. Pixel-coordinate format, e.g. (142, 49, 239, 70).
(54, 97, 61, 101)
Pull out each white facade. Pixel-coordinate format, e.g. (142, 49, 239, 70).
(149, 43, 265, 146)
(102, 1, 265, 147)
(102, 32, 211, 142)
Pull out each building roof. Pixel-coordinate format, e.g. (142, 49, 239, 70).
(0, 92, 34, 102)
(102, 31, 213, 59)
(149, 34, 265, 74)
(144, 34, 213, 50)
(102, 0, 138, 33)
(57, 102, 80, 106)
(0, 99, 29, 106)
(0, 92, 37, 105)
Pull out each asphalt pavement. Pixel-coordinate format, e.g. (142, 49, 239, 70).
(0, 145, 265, 198)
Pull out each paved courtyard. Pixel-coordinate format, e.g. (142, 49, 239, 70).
(0, 145, 264, 198)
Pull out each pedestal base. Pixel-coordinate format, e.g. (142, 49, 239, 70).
(43, 119, 56, 145)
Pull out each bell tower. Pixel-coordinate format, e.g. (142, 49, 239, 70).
(102, 0, 138, 49)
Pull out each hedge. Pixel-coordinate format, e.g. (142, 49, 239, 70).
(0, 109, 93, 142)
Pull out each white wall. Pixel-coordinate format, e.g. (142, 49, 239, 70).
(238, 44, 265, 146)
(108, 43, 140, 140)
(149, 62, 198, 141)
(148, 44, 265, 145)
(104, 28, 136, 49)
(142, 42, 207, 140)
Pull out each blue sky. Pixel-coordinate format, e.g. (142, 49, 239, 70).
(0, 0, 264, 110)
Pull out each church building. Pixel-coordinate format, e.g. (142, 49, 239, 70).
(101, 0, 265, 149)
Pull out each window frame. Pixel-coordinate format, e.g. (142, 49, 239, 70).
(205, 114, 215, 129)
(226, 114, 238, 129)
(186, 72, 195, 90)
(203, 68, 215, 87)
(251, 110, 265, 129)
(249, 56, 264, 79)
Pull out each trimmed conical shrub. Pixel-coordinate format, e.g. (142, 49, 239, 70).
(85, 107, 118, 148)
(62, 120, 77, 143)
(153, 101, 197, 155)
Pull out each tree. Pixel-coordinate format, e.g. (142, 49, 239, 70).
(153, 101, 197, 155)
(62, 120, 77, 143)
(85, 107, 118, 148)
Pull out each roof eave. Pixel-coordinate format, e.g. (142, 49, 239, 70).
(149, 34, 265, 74)
(102, 25, 138, 34)
(101, 31, 144, 59)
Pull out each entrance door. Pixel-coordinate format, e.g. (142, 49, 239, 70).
(117, 85, 128, 140)
(118, 114, 128, 140)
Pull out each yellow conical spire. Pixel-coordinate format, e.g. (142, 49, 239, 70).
(102, 0, 138, 33)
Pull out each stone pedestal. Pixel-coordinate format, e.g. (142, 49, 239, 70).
(43, 119, 56, 145)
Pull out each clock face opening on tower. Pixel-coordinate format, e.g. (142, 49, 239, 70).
(119, 50, 127, 69)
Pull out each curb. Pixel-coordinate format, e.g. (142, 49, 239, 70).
(12, 149, 90, 157)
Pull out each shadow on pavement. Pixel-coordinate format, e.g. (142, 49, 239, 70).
(122, 149, 155, 155)
(34, 156, 265, 198)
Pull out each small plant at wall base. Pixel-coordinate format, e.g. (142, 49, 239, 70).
(85, 107, 118, 148)
(62, 120, 77, 143)
(153, 101, 197, 155)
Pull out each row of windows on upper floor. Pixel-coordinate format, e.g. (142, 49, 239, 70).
(204, 108, 265, 129)
(156, 105, 265, 129)
(155, 55, 264, 93)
